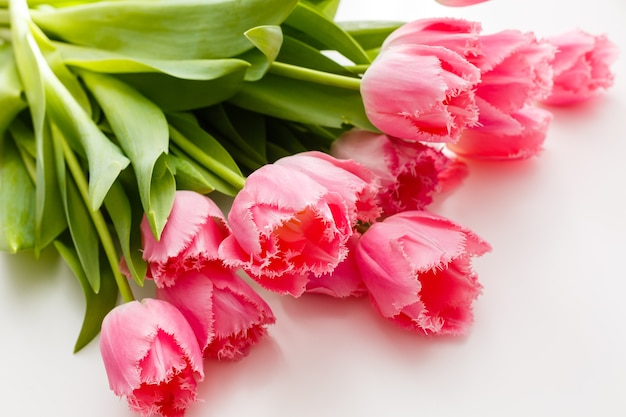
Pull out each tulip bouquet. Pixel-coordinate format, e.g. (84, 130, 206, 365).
(0, 0, 618, 416)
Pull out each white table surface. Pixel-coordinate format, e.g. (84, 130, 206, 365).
(2, 0, 625, 416)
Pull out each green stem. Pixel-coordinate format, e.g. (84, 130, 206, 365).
(268, 61, 362, 91)
(169, 125, 246, 191)
(344, 64, 371, 75)
(17, 145, 37, 182)
(59, 136, 135, 303)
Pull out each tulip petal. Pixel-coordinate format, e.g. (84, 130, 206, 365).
(356, 211, 490, 335)
(361, 45, 480, 143)
(220, 161, 353, 296)
(156, 264, 276, 360)
(541, 30, 618, 105)
(100, 299, 203, 397)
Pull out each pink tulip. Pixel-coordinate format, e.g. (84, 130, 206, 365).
(470, 30, 555, 112)
(100, 299, 204, 417)
(331, 129, 467, 216)
(218, 161, 352, 297)
(381, 19, 556, 159)
(274, 151, 382, 224)
(435, 0, 489, 6)
(140, 190, 230, 288)
(156, 263, 276, 361)
(540, 29, 618, 105)
(456, 30, 556, 159)
(449, 30, 554, 160)
(360, 44, 480, 143)
(355, 211, 491, 335)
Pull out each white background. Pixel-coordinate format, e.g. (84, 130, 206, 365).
(2, 0, 625, 416)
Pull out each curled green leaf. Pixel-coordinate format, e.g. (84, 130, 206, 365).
(240, 25, 284, 81)
(283, 2, 371, 65)
(277, 35, 354, 75)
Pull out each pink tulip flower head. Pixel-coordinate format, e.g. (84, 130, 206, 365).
(156, 263, 276, 361)
(218, 160, 353, 297)
(436, 0, 489, 6)
(355, 211, 491, 335)
(452, 30, 557, 159)
(360, 43, 480, 143)
(540, 29, 618, 105)
(100, 299, 204, 417)
(140, 190, 230, 288)
(331, 129, 468, 217)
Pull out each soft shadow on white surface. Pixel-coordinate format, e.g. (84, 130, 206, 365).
(2, 0, 626, 416)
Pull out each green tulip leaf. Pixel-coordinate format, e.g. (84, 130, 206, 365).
(340, 20, 403, 52)
(147, 156, 177, 239)
(302, 0, 341, 19)
(54, 240, 118, 353)
(44, 67, 131, 210)
(198, 104, 267, 170)
(283, 2, 371, 65)
(64, 171, 101, 293)
(240, 25, 284, 81)
(9, 0, 59, 253)
(0, 44, 27, 136)
(50, 122, 101, 294)
(79, 70, 174, 238)
(32, 0, 299, 60)
(9, 118, 68, 253)
(103, 180, 147, 287)
(56, 42, 251, 80)
(167, 151, 217, 195)
(277, 35, 353, 75)
(116, 69, 248, 112)
(10, 1, 130, 212)
(229, 74, 375, 130)
(167, 113, 245, 195)
(46, 49, 93, 117)
(0, 132, 36, 253)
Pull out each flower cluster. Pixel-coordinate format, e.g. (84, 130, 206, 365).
(220, 148, 490, 332)
(98, 10, 617, 417)
(102, 145, 488, 416)
(362, 17, 618, 160)
(0, 1, 617, 417)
